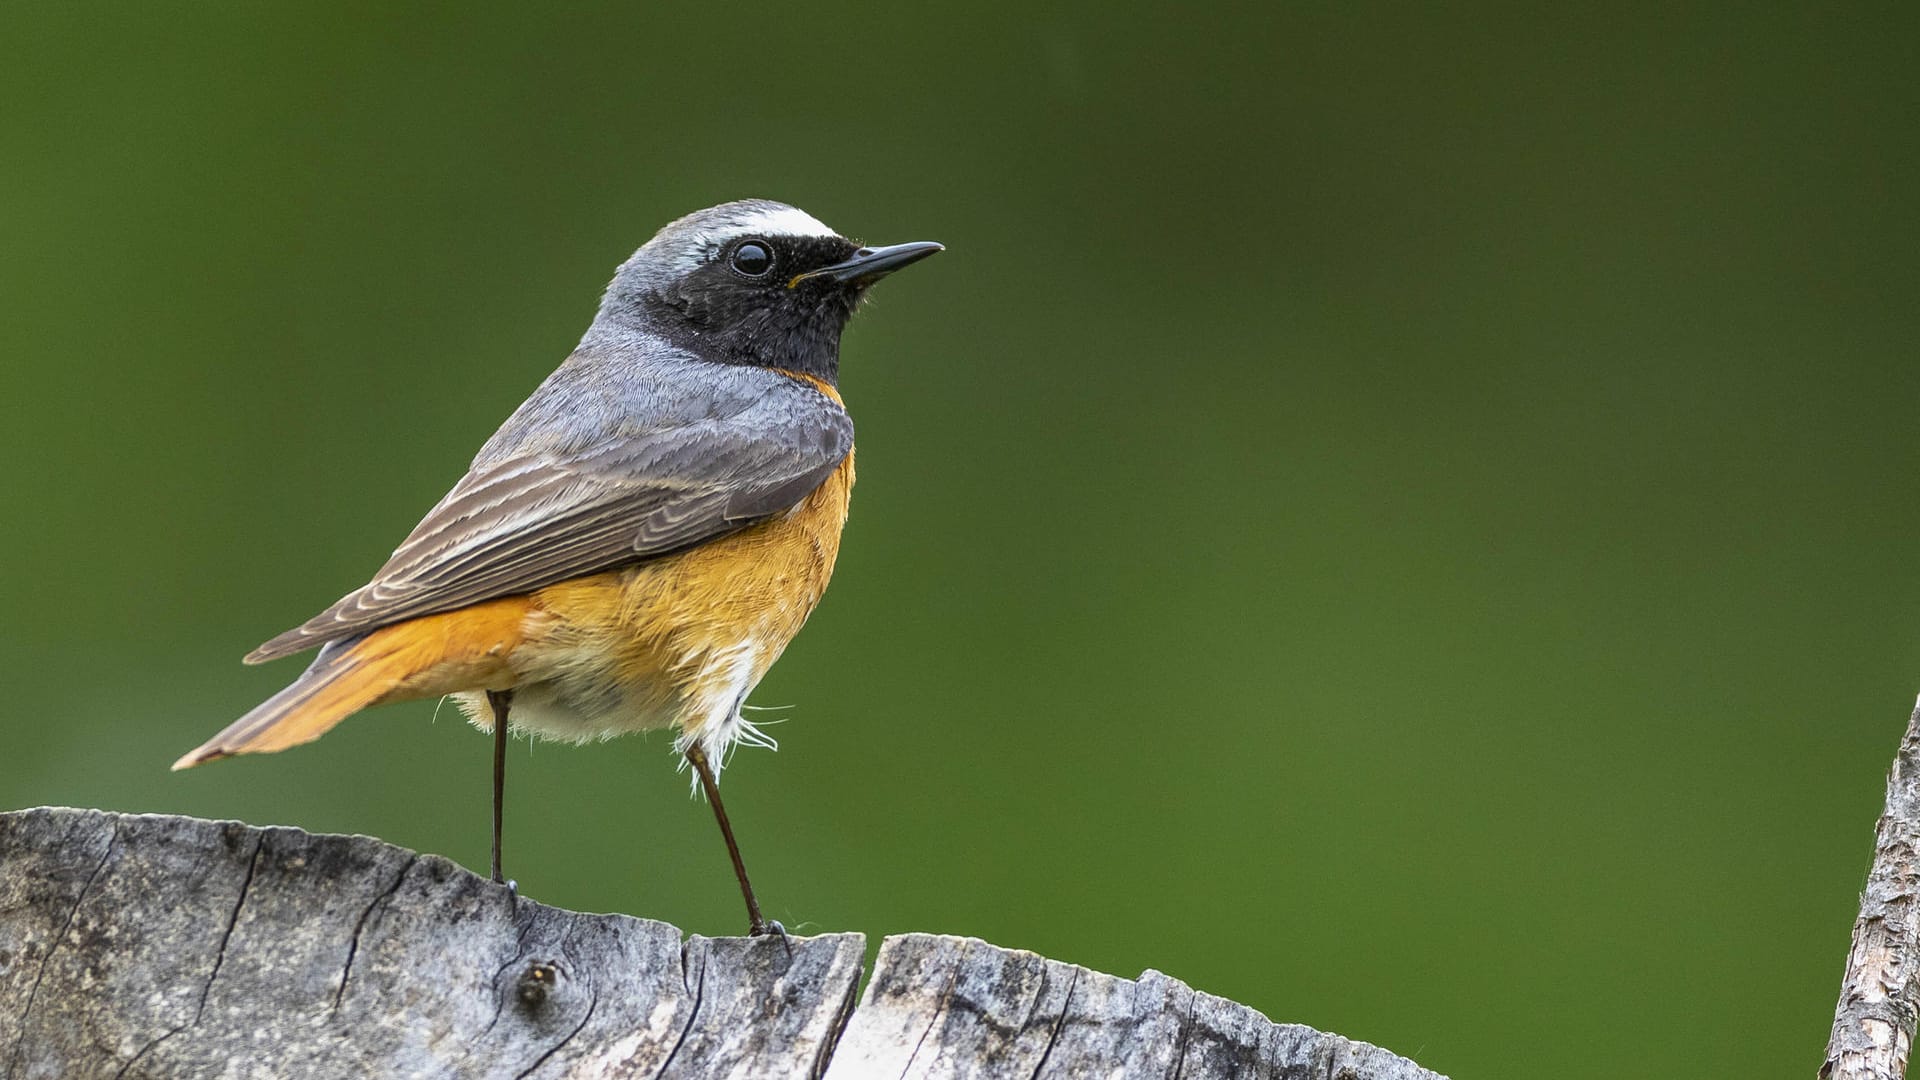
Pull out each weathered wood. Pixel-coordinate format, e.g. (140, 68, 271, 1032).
(827, 934, 1445, 1080)
(0, 808, 1443, 1079)
(0, 808, 860, 1079)
(1823, 698, 1920, 1080)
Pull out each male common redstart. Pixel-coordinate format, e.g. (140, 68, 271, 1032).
(174, 200, 941, 935)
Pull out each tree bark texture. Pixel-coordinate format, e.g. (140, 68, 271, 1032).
(1824, 699, 1920, 1080)
(0, 807, 1444, 1079)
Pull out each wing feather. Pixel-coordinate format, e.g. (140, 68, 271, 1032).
(246, 377, 852, 663)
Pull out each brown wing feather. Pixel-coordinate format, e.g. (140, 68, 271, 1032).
(247, 392, 853, 663)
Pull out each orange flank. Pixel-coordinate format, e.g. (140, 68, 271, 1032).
(171, 595, 533, 770)
(175, 443, 856, 770)
(442, 445, 856, 750)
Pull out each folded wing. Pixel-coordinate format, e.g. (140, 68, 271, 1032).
(247, 376, 853, 663)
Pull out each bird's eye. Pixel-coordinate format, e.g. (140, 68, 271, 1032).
(730, 241, 773, 276)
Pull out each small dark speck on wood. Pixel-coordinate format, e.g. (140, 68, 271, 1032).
(0, 807, 1444, 1078)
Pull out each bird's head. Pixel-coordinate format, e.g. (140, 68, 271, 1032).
(589, 199, 942, 385)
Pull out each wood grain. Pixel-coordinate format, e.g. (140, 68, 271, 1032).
(0, 807, 1440, 1079)
(826, 933, 1446, 1079)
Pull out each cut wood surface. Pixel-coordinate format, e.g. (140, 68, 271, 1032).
(0, 807, 1444, 1079)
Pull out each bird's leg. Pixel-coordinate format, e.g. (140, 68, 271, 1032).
(488, 689, 515, 893)
(684, 743, 784, 942)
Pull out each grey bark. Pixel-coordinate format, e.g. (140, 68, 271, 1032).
(1823, 698, 1920, 1080)
(0, 807, 1443, 1079)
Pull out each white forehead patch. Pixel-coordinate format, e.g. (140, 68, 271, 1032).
(723, 204, 837, 241)
(655, 202, 840, 273)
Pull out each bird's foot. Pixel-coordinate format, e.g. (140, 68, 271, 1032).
(492, 874, 519, 907)
(750, 917, 793, 956)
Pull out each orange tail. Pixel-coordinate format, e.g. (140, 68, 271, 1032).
(172, 597, 530, 770)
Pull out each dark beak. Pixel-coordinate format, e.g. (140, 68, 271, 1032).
(789, 241, 944, 288)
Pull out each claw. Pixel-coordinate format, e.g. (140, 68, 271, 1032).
(751, 918, 794, 957)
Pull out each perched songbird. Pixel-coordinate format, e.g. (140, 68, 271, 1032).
(173, 200, 942, 935)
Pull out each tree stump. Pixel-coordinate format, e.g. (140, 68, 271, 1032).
(0, 807, 1444, 1079)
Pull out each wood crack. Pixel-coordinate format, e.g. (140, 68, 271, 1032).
(472, 907, 547, 1052)
(516, 979, 596, 1080)
(898, 940, 967, 1079)
(109, 834, 262, 1079)
(194, 834, 263, 1026)
(111, 1023, 181, 1080)
(1027, 966, 1079, 1079)
(332, 853, 416, 1013)
(4, 818, 117, 1080)
(653, 939, 708, 1077)
(1169, 982, 1198, 1079)
(808, 957, 862, 1080)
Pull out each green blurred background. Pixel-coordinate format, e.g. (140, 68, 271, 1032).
(4, 5, 1915, 1077)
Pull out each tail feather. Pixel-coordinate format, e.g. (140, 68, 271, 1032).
(173, 639, 402, 769)
(172, 596, 531, 771)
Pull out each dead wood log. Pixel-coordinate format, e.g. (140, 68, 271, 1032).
(0, 807, 1444, 1079)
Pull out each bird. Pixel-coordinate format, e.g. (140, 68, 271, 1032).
(172, 199, 942, 936)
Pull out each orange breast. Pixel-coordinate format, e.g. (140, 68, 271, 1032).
(481, 442, 855, 743)
(591, 444, 854, 677)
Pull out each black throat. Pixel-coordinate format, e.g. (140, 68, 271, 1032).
(638, 236, 862, 385)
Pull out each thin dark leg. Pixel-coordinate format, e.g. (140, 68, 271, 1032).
(488, 689, 513, 887)
(684, 744, 779, 938)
